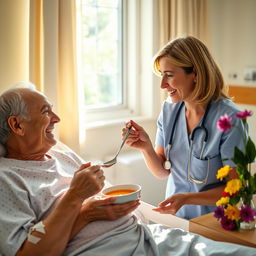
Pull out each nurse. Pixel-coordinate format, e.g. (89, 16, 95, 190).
(123, 36, 246, 219)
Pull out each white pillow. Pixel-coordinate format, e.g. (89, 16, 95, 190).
(0, 143, 6, 157)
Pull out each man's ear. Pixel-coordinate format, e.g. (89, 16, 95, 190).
(7, 116, 25, 136)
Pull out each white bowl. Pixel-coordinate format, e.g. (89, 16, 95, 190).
(102, 184, 141, 204)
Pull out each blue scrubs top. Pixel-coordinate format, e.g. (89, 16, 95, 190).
(155, 98, 246, 219)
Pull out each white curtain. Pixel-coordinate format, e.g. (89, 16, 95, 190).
(29, 0, 80, 153)
(158, 0, 208, 101)
(159, 0, 208, 47)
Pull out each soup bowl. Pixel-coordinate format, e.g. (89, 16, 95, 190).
(102, 184, 141, 204)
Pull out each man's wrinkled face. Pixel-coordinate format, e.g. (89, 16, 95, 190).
(21, 91, 60, 154)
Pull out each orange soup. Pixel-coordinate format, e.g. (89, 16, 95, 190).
(105, 189, 136, 196)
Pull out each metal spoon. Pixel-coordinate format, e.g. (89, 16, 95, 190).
(100, 126, 132, 167)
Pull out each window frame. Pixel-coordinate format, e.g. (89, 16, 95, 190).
(76, 0, 161, 128)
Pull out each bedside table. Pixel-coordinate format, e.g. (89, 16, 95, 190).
(189, 213, 256, 248)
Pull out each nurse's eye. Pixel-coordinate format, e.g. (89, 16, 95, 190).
(163, 73, 173, 79)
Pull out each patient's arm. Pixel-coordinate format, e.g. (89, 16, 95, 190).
(16, 163, 104, 256)
(16, 190, 83, 256)
(69, 196, 140, 239)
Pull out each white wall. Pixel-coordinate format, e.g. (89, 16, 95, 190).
(0, 0, 29, 90)
(208, 0, 256, 144)
(208, 0, 256, 87)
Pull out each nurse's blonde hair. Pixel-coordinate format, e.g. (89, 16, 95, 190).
(153, 36, 230, 104)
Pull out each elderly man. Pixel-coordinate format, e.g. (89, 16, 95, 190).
(0, 84, 140, 256)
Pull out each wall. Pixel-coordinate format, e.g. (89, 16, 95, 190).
(208, 0, 256, 143)
(0, 0, 29, 90)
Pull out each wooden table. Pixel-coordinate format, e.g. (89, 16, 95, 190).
(189, 213, 256, 248)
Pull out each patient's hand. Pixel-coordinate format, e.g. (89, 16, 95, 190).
(69, 163, 105, 202)
(81, 196, 140, 223)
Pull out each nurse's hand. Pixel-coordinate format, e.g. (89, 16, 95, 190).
(152, 193, 187, 215)
(122, 120, 152, 151)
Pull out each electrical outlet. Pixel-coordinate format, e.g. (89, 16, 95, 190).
(228, 72, 238, 79)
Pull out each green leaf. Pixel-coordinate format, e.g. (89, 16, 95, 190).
(250, 174, 256, 194)
(232, 146, 248, 166)
(245, 137, 256, 162)
(229, 195, 240, 205)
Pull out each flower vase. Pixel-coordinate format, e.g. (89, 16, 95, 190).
(239, 199, 256, 230)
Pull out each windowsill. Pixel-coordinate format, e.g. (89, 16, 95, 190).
(84, 115, 156, 130)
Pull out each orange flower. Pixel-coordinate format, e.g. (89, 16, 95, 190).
(225, 205, 240, 221)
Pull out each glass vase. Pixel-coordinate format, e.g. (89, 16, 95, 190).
(239, 198, 256, 230)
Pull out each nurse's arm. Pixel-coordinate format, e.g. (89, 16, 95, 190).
(187, 167, 238, 205)
(141, 145, 170, 179)
(185, 185, 225, 206)
(154, 185, 225, 215)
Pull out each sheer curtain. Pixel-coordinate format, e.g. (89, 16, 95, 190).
(158, 0, 208, 100)
(159, 0, 208, 45)
(29, 0, 80, 153)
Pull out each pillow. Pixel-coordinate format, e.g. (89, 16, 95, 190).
(0, 143, 6, 157)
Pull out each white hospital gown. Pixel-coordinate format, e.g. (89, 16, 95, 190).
(0, 149, 134, 256)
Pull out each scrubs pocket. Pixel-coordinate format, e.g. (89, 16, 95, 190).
(189, 154, 223, 184)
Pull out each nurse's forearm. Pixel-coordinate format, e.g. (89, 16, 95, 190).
(141, 146, 170, 179)
(185, 185, 225, 206)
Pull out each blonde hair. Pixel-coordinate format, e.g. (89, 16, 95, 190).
(153, 36, 229, 104)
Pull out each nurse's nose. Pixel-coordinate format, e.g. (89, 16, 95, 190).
(160, 75, 169, 89)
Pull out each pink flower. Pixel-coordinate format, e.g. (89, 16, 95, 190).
(235, 110, 253, 119)
(240, 205, 256, 222)
(214, 206, 225, 219)
(217, 114, 232, 132)
(220, 216, 236, 230)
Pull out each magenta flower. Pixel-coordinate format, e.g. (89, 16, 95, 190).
(235, 110, 253, 119)
(220, 216, 236, 230)
(217, 114, 232, 132)
(240, 205, 256, 222)
(214, 206, 225, 219)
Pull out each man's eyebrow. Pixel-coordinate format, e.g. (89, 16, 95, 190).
(40, 104, 53, 111)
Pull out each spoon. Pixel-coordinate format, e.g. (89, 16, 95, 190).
(100, 126, 132, 167)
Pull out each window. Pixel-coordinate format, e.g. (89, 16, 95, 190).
(76, 0, 160, 126)
(77, 0, 126, 122)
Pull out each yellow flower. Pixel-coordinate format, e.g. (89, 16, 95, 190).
(224, 179, 242, 195)
(225, 205, 240, 221)
(216, 197, 230, 206)
(216, 165, 231, 180)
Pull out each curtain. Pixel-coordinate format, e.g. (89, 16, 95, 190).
(158, 0, 208, 101)
(29, 0, 80, 153)
(159, 0, 208, 47)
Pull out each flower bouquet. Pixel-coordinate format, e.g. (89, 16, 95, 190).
(214, 110, 256, 230)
